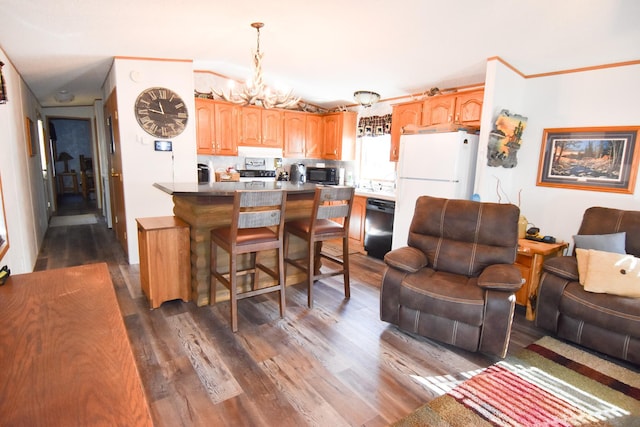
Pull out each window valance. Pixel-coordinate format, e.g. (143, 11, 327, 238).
(357, 114, 392, 137)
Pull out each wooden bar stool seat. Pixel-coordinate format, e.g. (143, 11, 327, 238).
(211, 190, 287, 332)
(285, 185, 355, 308)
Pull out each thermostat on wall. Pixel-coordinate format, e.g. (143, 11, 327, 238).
(154, 140, 172, 152)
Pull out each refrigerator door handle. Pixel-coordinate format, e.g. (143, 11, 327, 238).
(399, 176, 460, 183)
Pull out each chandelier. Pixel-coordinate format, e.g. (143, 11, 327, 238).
(213, 22, 300, 109)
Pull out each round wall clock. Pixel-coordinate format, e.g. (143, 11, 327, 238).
(134, 87, 188, 138)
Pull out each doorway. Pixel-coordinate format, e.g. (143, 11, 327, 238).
(48, 118, 97, 216)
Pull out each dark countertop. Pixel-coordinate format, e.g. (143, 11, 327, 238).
(154, 181, 323, 196)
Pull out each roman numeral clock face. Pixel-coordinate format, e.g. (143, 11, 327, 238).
(134, 87, 188, 138)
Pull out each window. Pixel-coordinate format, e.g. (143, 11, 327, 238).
(357, 135, 396, 185)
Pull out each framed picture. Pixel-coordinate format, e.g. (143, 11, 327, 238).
(25, 117, 36, 157)
(537, 126, 640, 194)
(0, 174, 9, 262)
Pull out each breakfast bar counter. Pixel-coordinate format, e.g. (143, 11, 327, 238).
(154, 182, 321, 306)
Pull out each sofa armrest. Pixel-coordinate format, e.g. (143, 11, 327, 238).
(477, 264, 523, 292)
(384, 247, 427, 273)
(542, 256, 579, 281)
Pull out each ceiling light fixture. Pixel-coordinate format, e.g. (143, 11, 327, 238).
(353, 90, 381, 108)
(213, 22, 299, 109)
(54, 89, 74, 103)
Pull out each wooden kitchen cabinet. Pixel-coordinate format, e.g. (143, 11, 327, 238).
(421, 95, 456, 126)
(283, 112, 324, 159)
(514, 239, 568, 320)
(305, 114, 324, 158)
(348, 195, 367, 252)
(283, 111, 306, 158)
(390, 90, 484, 161)
(214, 102, 239, 156)
(137, 216, 191, 309)
(322, 111, 357, 160)
(421, 90, 484, 128)
(239, 106, 283, 148)
(453, 89, 484, 126)
(195, 99, 239, 156)
(196, 98, 215, 154)
(390, 101, 422, 161)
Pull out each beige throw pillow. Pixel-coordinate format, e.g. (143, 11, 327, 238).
(575, 248, 589, 286)
(581, 249, 640, 298)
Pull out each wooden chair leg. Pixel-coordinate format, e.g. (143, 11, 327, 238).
(342, 236, 350, 299)
(307, 239, 315, 308)
(277, 246, 286, 318)
(229, 252, 238, 333)
(210, 242, 218, 304)
(252, 251, 260, 291)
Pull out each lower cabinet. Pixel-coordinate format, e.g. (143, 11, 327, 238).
(137, 216, 191, 309)
(348, 195, 367, 252)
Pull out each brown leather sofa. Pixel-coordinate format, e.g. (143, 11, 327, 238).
(380, 196, 523, 358)
(535, 207, 640, 365)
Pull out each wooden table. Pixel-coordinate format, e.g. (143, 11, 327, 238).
(515, 239, 569, 320)
(57, 172, 78, 194)
(0, 263, 153, 426)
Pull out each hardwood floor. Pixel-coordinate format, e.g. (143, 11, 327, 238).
(35, 204, 545, 426)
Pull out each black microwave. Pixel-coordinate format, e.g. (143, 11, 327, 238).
(306, 167, 339, 185)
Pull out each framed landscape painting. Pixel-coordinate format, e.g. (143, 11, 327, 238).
(537, 126, 640, 194)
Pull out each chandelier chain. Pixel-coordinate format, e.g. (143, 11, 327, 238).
(212, 22, 299, 109)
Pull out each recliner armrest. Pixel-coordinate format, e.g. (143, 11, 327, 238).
(542, 256, 579, 281)
(384, 247, 427, 273)
(477, 264, 523, 292)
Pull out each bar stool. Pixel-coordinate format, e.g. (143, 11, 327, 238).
(210, 190, 287, 332)
(284, 185, 355, 308)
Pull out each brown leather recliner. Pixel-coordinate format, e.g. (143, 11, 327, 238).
(535, 207, 640, 365)
(380, 195, 523, 358)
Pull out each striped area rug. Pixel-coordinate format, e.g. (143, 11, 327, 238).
(394, 336, 640, 426)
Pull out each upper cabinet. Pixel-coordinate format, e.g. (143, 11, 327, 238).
(305, 114, 324, 159)
(195, 99, 357, 159)
(322, 112, 357, 161)
(453, 90, 484, 126)
(283, 111, 306, 158)
(196, 99, 215, 155)
(239, 106, 283, 148)
(421, 96, 456, 126)
(390, 89, 484, 161)
(421, 90, 484, 127)
(390, 101, 422, 162)
(213, 102, 240, 156)
(283, 112, 325, 159)
(195, 98, 239, 156)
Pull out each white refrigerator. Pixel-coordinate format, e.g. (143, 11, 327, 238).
(391, 131, 479, 249)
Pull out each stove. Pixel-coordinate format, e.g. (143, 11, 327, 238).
(237, 169, 277, 182)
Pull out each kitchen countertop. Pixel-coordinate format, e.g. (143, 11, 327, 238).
(154, 181, 320, 196)
(154, 182, 397, 202)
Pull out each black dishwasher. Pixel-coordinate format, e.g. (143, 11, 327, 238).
(364, 198, 395, 259)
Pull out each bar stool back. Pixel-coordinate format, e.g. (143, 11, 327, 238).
(284, 185, 355, 308)
(211, 190, 287, 332)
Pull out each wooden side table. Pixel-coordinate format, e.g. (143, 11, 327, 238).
(57, 172, 78, 194)
(515, 239, 569, 320)
(137, 216, 191, 308)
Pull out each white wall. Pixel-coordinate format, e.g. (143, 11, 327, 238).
(475, 59, 640, 246)
(109, 58, 197, 264)
(0, 48, 47, 273)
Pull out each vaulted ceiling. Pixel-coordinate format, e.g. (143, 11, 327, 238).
(1, 0, 639, 108)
